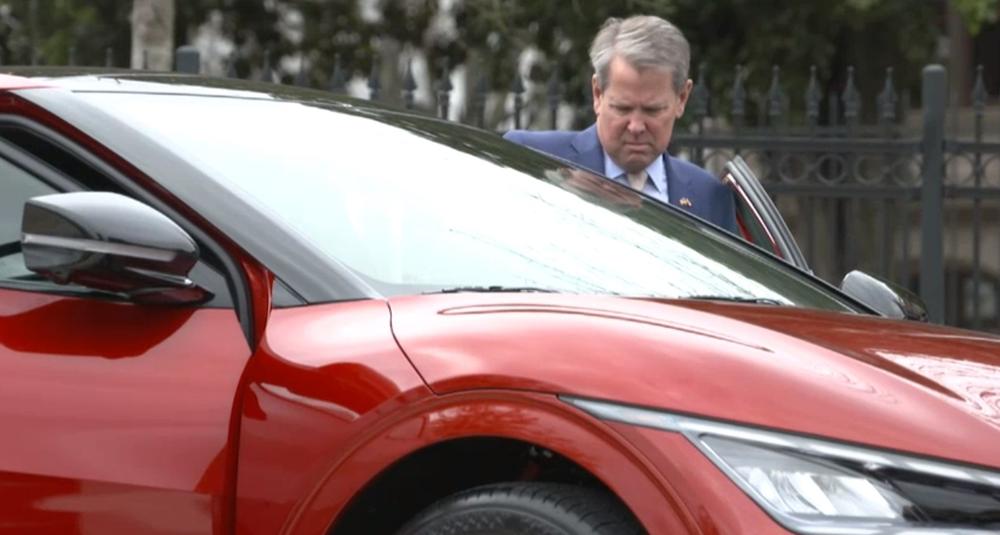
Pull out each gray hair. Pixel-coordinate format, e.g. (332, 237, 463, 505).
(589, 15, 690, 94)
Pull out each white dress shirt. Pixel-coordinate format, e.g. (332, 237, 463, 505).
(603, 151, 669, 204)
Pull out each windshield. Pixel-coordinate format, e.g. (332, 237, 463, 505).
(76, 90, 856, 312)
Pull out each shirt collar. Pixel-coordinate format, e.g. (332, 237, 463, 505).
(603, 151, 667, 194)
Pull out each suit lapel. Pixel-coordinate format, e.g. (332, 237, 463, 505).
(570, 125, 605, 175)
(663, 154, 693, 210)
(569, 128, 695, 212)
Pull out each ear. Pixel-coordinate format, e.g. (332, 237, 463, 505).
(675, 78, 694, 118)
(591, 74, 602, 116)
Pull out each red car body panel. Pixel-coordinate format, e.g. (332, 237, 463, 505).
(233, 300, 430, 535)
(0, 74, 48, 90)
(268, 391, 697, 535)
(0, 288, 250, 534)
(388, 294, 1000, 469)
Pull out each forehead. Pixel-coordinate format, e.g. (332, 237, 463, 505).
(604, 57, 676, 99)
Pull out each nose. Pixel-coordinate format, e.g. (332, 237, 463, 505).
(626, 114, 646, 136)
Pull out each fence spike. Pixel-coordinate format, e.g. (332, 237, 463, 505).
(329, 53, 347, 93)
(877, 67, 897, 124)
(295, 57, 309, 87)
(690, 63, 709, 120)
(972, 64, 987, 112)
(547, 65, 562, 129)
(842, 65, 860, 124)
(511, 67, 525, 130)
(731, 65, 746, 127)
(105, 47, 114, 67)
(259, 49, 276, 83)
(368, 58, 381, 100)
(475, 72, 489, 129)
(767, 65, 785, 124)
(226, 54, 239, 78)
(805, 65, 820, 126)
(437, 58, 452, 119)
(402, 59, 417, 110)
(828, 89, 840, 126)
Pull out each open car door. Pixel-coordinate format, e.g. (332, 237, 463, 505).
(721, 156, 811, 272)
(719, 157, 929, 320)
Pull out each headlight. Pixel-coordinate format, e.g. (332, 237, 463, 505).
(563, 397, 1000, 534)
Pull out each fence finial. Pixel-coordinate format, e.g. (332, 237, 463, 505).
(329, 53, 347, 93)
(259, 49, 276, 83)
(877, 67, 897, 124)
(368, 57, 381, 100)
(972, 64, 987, 111)
(731, 65, 746, 127)
(226, 54, 239, 78)
(475, 72, 489, 129)
(805, 65, 820, 127)
(767, 65, 785, 125)
(690, 63, 709, 120)
(402, 59, 417, 110)
(295, 57, 309, 87)
(842, 65, 860, 124)
(437, 58, 453, 119)
(547, 64, 562, 129)
(511, 67, 525, 130)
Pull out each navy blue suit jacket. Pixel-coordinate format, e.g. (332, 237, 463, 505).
(504, 125, 737, 233)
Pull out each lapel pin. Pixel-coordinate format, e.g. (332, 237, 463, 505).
(679, 197, 692, 207)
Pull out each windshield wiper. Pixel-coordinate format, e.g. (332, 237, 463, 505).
(683, 295, 787, 306)
(426, 285, 559, 294)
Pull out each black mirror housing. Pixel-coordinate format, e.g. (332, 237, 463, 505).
(840, 270, 928, 322)
(21, 192, 209, 304)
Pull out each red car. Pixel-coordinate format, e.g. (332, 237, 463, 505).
(1, 69, 998, 535)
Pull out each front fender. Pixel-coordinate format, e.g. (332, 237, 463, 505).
(287, 391, 697, 535)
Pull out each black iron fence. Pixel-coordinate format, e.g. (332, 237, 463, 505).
(672, 64, 1000, 332)
(31, 45, 1000, 332)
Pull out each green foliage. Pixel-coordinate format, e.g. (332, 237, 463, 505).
(0, 0, 131, 66)
(953, 0, 999, 35)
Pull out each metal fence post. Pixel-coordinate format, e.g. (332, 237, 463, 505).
(920, 65, 946, 323)
(175, 45, 200, 74)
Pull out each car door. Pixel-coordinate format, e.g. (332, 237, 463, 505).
(0, 117, 251, 535)
(721, 156, 811, 272)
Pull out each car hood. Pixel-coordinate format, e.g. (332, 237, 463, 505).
(388, 294, 1000, 468)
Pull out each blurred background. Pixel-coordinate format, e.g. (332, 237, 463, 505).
(3, 0, 1000, 332)
(0, 1, 993, 128)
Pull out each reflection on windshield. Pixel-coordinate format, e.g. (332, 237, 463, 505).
(79, 92, 856, 313)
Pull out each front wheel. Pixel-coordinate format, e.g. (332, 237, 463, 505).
(397, 482, 645, 535)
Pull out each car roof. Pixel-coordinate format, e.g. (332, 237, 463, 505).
(0, 66, 405, 113)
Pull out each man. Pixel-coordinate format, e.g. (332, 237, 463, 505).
(504, 15, 737, 233)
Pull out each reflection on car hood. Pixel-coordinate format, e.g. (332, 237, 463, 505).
(388, 293, 1000, 469)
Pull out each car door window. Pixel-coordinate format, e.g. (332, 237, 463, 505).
(0, 157, 58, 283)
(721, 156, 811, 272)
(0, 124, 234, 306)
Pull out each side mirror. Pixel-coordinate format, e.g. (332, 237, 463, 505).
(21, 192, 209, 305)
(840, 270, 927, 322)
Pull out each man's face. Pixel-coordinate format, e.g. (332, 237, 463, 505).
(593, 56, 692, 174)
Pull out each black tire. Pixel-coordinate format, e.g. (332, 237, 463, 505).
(397, 482, 645, 535)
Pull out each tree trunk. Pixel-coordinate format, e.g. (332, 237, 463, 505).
(131, 0, 175, 70)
